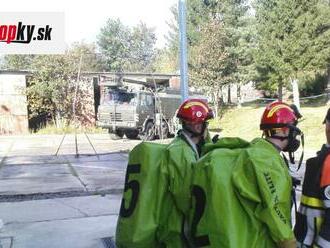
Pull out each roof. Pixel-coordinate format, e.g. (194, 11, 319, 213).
(0, 70, 31, 75)
(82, 72, 179, 78)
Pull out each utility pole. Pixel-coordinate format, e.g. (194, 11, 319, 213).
(178, 0, 189, 102)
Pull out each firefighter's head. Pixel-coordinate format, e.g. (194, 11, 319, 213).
(177, 98, 214, 137)
(260, 101, 302, 152)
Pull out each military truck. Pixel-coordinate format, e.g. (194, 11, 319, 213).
(96, 75, 206, 140)
(97, 86, 183, 140)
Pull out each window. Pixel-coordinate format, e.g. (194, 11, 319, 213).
(140, 94, 153, 106)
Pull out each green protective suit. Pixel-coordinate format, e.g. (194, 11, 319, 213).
(159, 133, 200, 247)
(116, 131, 204, 248)
(189, 138, 295, 248)
(115, 142, 169, 248)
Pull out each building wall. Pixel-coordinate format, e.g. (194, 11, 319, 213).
(221, 82, 263, 103)
(0, 74, 28, 134)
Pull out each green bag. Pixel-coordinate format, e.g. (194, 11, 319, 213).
(116, 135, 201, 248)
(189, 138, 295, 247)
(115, 142, 168, 248)
(159, 135, 200, 248)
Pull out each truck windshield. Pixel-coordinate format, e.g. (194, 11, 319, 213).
(102, 89, 136, 105)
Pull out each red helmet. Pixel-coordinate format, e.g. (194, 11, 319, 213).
(177, 98, 214, 124)
(260, 101, 297, 130)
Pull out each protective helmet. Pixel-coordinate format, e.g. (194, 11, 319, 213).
(260, 101, 297, 130)
(261, 101, 304, 167)
(177, 98, 214, 124)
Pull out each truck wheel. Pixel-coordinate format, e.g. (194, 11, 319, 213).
(142, 121, 155, 141)
(108, 129, 124, 140)
(125, 130, 139, 139)
(115, 130, 124, 138)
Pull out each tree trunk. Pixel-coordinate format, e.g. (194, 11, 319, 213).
(212, 83, 222, 118)
(278, 83, 283, 101)
(291, 78, 300, 109)
(227, 84, 231, 104)
(237, 84, 242, 108)
(55, 110, 61, 128)
(51, 115, 56, 128)
(213, 90, 219, 118)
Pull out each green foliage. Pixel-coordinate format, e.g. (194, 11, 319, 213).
(2, 55, 35, 70)
(67, 42, 106, 72)
(187, 0, 255, 109)
(8, 42, 102, 128)
(168, 0, 255, 87)
(152, 48, 179, 73)
(166, 0, 330, 98)
(129, 23, 157, 71)
(27, 55, 76, 121)
(166, 4, 179, 54)
(97, 18, 157, 72)
(97, 19, 130, 71)
(190, 20, 231, 87)
(254, 0, 330, 91)
(299, 73, 328, 96)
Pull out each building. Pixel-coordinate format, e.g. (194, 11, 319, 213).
(0, 70, 29, 134)
(0, 70, 180, 134)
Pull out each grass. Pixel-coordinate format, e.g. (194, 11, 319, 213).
(35, 124, 106, 135)
(209, 104, 328, 151)
(34, 100, 328, 151)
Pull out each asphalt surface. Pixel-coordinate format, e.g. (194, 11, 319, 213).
(0, 134, 153, 198)
(0, 134, 145, 248)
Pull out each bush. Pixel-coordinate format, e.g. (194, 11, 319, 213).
(299, 73, 328, 97)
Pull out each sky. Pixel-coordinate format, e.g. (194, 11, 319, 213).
(1, 0, 178, 48)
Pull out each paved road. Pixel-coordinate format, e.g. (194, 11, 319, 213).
(0, 194, 121, 248)
(0, 134, 170, 248)
(0, 134, 153, 197)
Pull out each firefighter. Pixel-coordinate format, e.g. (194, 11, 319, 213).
(159, 98, 214, 247)
(188, 101, 301, 247)
(116, 98, 214, 248)
(294, 108, 330, 247)
(256, 101, 302, 247)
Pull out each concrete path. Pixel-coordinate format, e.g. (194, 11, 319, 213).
(0, 134, 135, 197)
(0, 134, 171, 247)
(0, 194, 121, 248)
(0, 134, 171, 197)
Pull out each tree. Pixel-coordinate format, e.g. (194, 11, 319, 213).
(215, 0, 254, 103)
(254, 0, 330, 103)
(26, 42, 102, 128)
(190, 20, 231, 116)
(97, 18, 157, 72)
(97, 18, 131, 71)
(164, 4, 181, 70)
(2, 55, 35, 70)
(167, 0, 255, 105)
(152, 48, 179, 73)
(27, 55, 76, 125)
(128, 22, 157, 72)
(67, 42, 106, 72)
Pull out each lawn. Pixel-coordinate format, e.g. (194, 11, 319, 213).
(209, 104, 328, 151)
